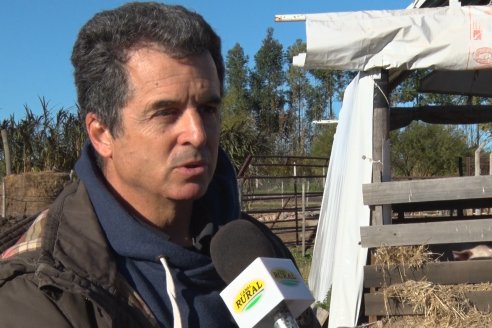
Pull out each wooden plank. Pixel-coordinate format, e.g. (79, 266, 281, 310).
(364, 260, 492, 288)
(392, 198, 492, 213)
(365, 291, 492, 316)
(392, 214, 492, 224)
(360, 218, 492, 247)
(363, 175, 492, 206)
(365, 293, 418, 316)
(390, 105, 492, 130)
(465, 291, 492, 312)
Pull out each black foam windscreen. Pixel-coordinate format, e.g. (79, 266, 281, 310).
(210, 219, 282, 284)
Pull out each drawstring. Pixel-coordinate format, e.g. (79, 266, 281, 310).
(158, 256, 183, 328)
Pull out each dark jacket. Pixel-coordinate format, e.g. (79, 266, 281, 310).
(0, 180, 159, 327)
(0, 185, 321, 327)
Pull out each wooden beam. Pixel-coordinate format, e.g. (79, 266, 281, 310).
(364, 293, 418, 316)
(364, 260, 492, 288)
(363, 175, 492, 206)
(390, 105, 492, 130)
(360, 218, 492, 247)
(365, 291, 492, 316)
(392, 198, 492, 213)
(274, 14, 306, 22)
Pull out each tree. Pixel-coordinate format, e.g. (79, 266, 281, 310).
(220, 43, 268, 169)
(220, 116, 269, 171)
(308, 69, 356, 121)
(249, 28, 286, 152)
(223, 43, 250, 118)
(285, 39, 310, 155)
(310, 123, 337, 158)
(390, 122, 471, 177)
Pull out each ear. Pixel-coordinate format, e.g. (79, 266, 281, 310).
(86, 112, 113, 159)
(452, 249, 471, 261)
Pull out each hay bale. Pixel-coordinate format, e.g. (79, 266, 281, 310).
(3, 171, 70, 217)
(381, 281, 492, 327)
(371, 245, 492, 328)
(373, 245, 433, 269)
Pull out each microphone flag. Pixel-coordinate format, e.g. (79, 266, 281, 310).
(220, 257, 314, 328)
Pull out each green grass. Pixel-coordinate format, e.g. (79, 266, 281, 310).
(289, 246, 313, 283)
(289, 246, 331, 311)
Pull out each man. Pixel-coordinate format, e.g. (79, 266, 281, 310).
(0, 2, 319, 327)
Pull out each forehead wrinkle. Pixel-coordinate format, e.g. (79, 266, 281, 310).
(147, 77, 219, 101)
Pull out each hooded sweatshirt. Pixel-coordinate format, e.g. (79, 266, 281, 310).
(75, 143, 240, 327)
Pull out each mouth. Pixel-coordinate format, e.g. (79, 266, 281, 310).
(181, 160, 206, 168)
(176, 160, 208, 176)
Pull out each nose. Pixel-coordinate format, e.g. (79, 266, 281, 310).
(177, 108, 207, 147)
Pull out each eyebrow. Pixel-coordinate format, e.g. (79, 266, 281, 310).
(145, 99, 179, 112)
(145, 95, 222, 113)
(201, 95, 223, 107)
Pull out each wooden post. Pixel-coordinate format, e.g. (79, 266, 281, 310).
(369, 69, 390, 324)
(1, 129, 11, 176)
(293, 163, 299, 246)
(2, 179, 5, 218)
(302, 181, 306, 257)
(281, 181, 284, 208)
(1, 129, 10, 219)
(489, 153, 492, 175)
(457, 157, 464, 217)
(475, 144, 484, 215)
(306, 180, 310, 207)
(475, 144, 484, 176)
(237, 178, 243, 210)
(371, 69, 391, 226)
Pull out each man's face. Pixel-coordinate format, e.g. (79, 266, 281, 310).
(102, 48, 221, 204)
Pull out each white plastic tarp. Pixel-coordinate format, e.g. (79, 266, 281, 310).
(294, 6, 492, 71)
(307, 72, 373, 328)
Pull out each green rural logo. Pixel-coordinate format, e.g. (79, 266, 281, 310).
(233, 279, 265, 313)
(272, 268, 299, 287)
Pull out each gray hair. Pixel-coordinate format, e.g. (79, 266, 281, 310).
(71, 2, 224, 136)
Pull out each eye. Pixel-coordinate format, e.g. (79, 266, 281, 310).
(199, 103, 221, 115)
(153, 108, 180, 118)
(200, 105, 218, 114)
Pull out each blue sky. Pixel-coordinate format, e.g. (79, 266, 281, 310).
(0, 0, 410, 121)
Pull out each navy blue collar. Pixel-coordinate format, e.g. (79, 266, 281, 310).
(74, 142, 240, 260)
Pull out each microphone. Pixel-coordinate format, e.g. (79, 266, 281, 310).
(210, 219, 314, 328)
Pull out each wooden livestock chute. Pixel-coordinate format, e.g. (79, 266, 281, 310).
(360, 4, 492, 325)
(362, 90, 492, 321)
(277, 0, 492, 326)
